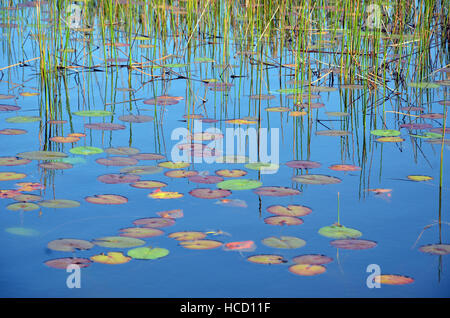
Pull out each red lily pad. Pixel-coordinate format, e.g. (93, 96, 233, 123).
(188, 175, 224, 184)
(419, 244, 450, 255)
(292, 174, 342, 185)
(119, 227, 164, 238)
(264, 216, 304, 226)
(96, 157, 138, 166)
(165, 170, 198, 178)
(189, 188, 232, 199)
(286, 160, 321, 169)
(97, 174, 141, 184)
(330, 239, 377, 250)
(104, 147, 140, 155)
(47, 239, 94, 252)
(0, 104, 20, 111)
(85, 194, 128, 205)
(223, 241, 256, 252)
(143, 96, 182, 106)
(0, 128, 27, 135)
(329, 164, 361, 171)
(133, 217, 175, 228)
(292, 254, 333, 265)
(420, 113, 444, 119)
(253, 186, 301, 197)
(44, 257, 92, 269)
(399, 123, 432, 129)
(38, 162, 73, 170)
(266, 205, 312, 217)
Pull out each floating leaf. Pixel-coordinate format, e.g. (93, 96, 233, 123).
(17, 151, 67, 160)
(84, 123, 126, 130)
(376, 136, 405, 142)
(6, 116, 41, 123)
(39, 161, 73, 170)
(400, 123, 432, 129)
(105, 147, 140, 155)
(262, 236, 306, 249)
(292, 174, 342, 185)
(148, 189, 183, 199)
(92, 236, 145, 248)
(97, 174, 140, 184)
(418, 244, 450, 255)
(144, 96, 182, 106)
(73, 110, 113, 117)
(289, 111, 307, 117)
(47, 239, 94, 252)
(285, 160, 321, 169)
(266, 205, 312, 217)
(130, 180, 167, 189)
(292, 254, 333, 265)
(90, 252, 132, 265)
(0, 190, 22, 198)
(0, 128, 27, 135)
(265, 106, 290, 112)
(374, 275, 414, 285)
(420, 113, 444, 119)
(168, 231, 207, 241)
(179, 240, 223, 249)
(325, 111, 350, 117)
(85, 194, 128, 205)
(6, 202, 39, 211)
(245, 162, 279, 172)
(165, 170, 198, 178)
(223, 241, 256, 252)
(408, 82, 440, 89)
(45, 257, 91, 269)
(158, 161, 190, 169)
(118, 115, 154, 123)
(5, 227, 39, 236)
(0, 104, 20, 111)
(15, 182, 44, 191)
(215, 169, 247, 177)
(127, 247, 169, 260)
(131, 153, 165, 160)
(249, 94, 275, 100)
(329, 164, 361, 171)
(253, 186, 301, 197)
(188, 175, 223, 184)
(289, 264, 326, 276)
(264, 216, 304, 226)
(407, 175, 433, 182)
(318, 224, 362, 239)
(67, 133, 86, 138)
(0, 157, 31, 166)
(119, 227, 164, 238)
(13, 194, 42, 202)
(330, 239, 377, 250)
(96, 157, 138, 166)
(120, 165, 163, 175)
(189, 188, 232, 199)
(247, 254, 286, 264)
(38, 199, 80, 208)
(371, 129, 401, 137)
(0, 172, 26, 181)
(70, 146, 103, 155)
(49, 136, 80, 143)
(156, 209, 184, 219)
(133, 217, 175, 228)
(217, 179, 262, 190)
(215, 198, 248, 208)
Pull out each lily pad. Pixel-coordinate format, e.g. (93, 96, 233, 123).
(0, 104, 20, 111)
(131, 153, 165, 160)
(418, 244, 450, 255)
(315, 130, 351, 136)
(148, 190, 183, 199)
(408, 82, 440, 89)
(6, 116, 41, 123)
(262, 236, 306, 249)
(371, 129, 401, 137)
(253, 186, 301, 197)
(127, 247, 169, 260)
(97, 174, 141, 184)
(223, 241, 256, 252)
(330, 239, 377, 250)
(7, 202, 39, 211)
(266, 205, 312, 217)
(158, 161, 190, 169)
(45, 257, 92, 269)
(104, 147, 140, 155)
(318, 224, 362, 239)
(285, 160, 321, 169)
(85, 194, 128, 205)
(0, 128, 27, 135)
(38, 200, 80, 208)
(168, 231, 207, 241)
(17, 151, 67, 160)
(292, 254, 333, 265)
(289, 264, 326, 276)
(38, 162, 73, 170)
(329, 164, 361, 171)
(165, 170, 198, 178)
(179, 240, 223, 249)
(119, 227, 164, 238)
(130, 180, 167, 189)
(376, 136, 405, 142)
(217, 179, 262, 190)
(215, 169, 247, 177)
(0, 172, 26, 181)
(73, 110, 114, 117)
(264, 216, 304, 226)
(47, 239, 94, 252)
(157, 209, 184, 219)
(84, 123, 126, 130)
(244, 162, 279, 172)
(407, 175, 433, 181)
(120, 165, 163, 175)
(247, 254, 286, 264)
(96, 157, 138, 166)
(133, 217, 175, 228)
(189, 188, 232, 199)
(118, 115, 154, 123)
(49, 136, 80, 143)
(188, 175, 223, 184)
(92, 236, 145, 248)
(90, 252, 132, 265)
(292, 174, 342, 185)
(5, 227, 39, 236)
(70, 146, 103, 155)
(0, 157, 31, 166)
(374, 275, 414, 285)
(13, 194, 42, 202)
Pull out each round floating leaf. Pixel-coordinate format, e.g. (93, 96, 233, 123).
(0, 128, 27, 135)
(262, 236, 306, 249)
(158, 161, 190, 169)
(127, 247, 169, 260)
(130, 180, 167, 189)
(39, 162, 73, 170)
(0, 104, 20, 111)
(131, 153, 165, 160)
(179, 240, 223, 250)
(407, 175, 433, 182)
(253, 186, 301, 197)
(73, 110, 113, 117)
(296, 102, 325, 109)
(264, 216, 304, 226)
(215, 169, 247, 177)
(157, 209, 184, 219)
(289, 111, 307, 117)
(285, 160, 321, 169)
(47, 239, 94, 252)
(267, 205, 312, 217)
(5, 227, 39, 236)
(318, 224, 362, 239)
(104, 147, 140, 155)
(120, 165, 163, 175)
(148, 190, 183, 199)
(6, 202, 39, 211)
(68, 133, 86, 138)
(247, 254, 286, 264)
(374, 275, 414, 285)
(217, 179, 262, 190)
(265, 106, 290, 112)
(13, 194, 42, 202)
(97, 174, 140, 184)
(223, 241, 256, 252)
(49, 136, 80, 143)
(329, 164, 361, 171)
(96, 157, 138, 166)
(289, 264, 326, 276)
(6, 116, 41, 123)
(56, 157, 87, 165)
(400, 123, 432, 129)
(292, 174, 342, 185)
(84, 123, 126, 130)
(92, 236, 145, 248)
(316, 130, 351, 136)
(188, 175, 223, 184)
(85, 194, 128, 205)
(308, 85, 337, 92)
(144, 96, 182, 106)
(245, 162, 279, 172)
(205, 82, 233, 91)
(376, 136, 405, 142)
(118, 115, 154, 123)
(70, 146, 103, 155)
(17, 151, 67, 160)
(38, 199, 80, 208)
(133, 217, 175, 228)
(169, 231, 207, 241)
(371, 129, 401, 137)
(90, 252, 132, 265)
(0, 157, 31, 166)
(419, 244, 450, 255)
(330, 239, 377, 250)
(420, 113, 444, 119)
(165, 170, 198, 178)
(119, 227, 164, 238)
(189, 188, 232, 199)
(45, 257, 91, 269)
(292, 254, 333, 265)
(0, 172, 26, 181)
(0, 190, 22, 198)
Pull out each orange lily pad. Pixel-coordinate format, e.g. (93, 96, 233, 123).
(119, 227, 164, 238)
(133, 217, 175, 228)
(49, 136, 80, 143)
(215, 169, 248, 177)
(90, 252, 132, 265)
(374, 275, 414, 285)
(289, 264, 326, 276)
(85, 194, 128, 205)
(292, 254, 333, 265)
(0, 172, 26, 181)
(179, 239, 223, 250)
(189, 188, 232, 199)
(148, 189, 183, 199)
(266, 204, 312, 217)
(130, 180, 167, 189)
(264, 216, 304, 226)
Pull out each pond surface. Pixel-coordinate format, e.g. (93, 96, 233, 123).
(0, 1, 449, 298)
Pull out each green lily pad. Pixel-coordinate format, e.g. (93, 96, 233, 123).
(370, 129, 401, 137)
(47, 239, 94, 252)
(38, 199, 80, 208)
(6, 202, 40, 211)
(17, 151, 67, 160)
(318, 224, 362, 239)
(55, 157, 87, 165)
(73, 110, 114, 117)
(92, 236, 145, 248)
(69, 146, 104, 155)
(262, 236, 306, 249)
(127, 247, 169, 260)
(217, 179, 262, 190)
(409, 132, 442, 139)
(6, 116, 41, 123)
(5, 227, 39, 236)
